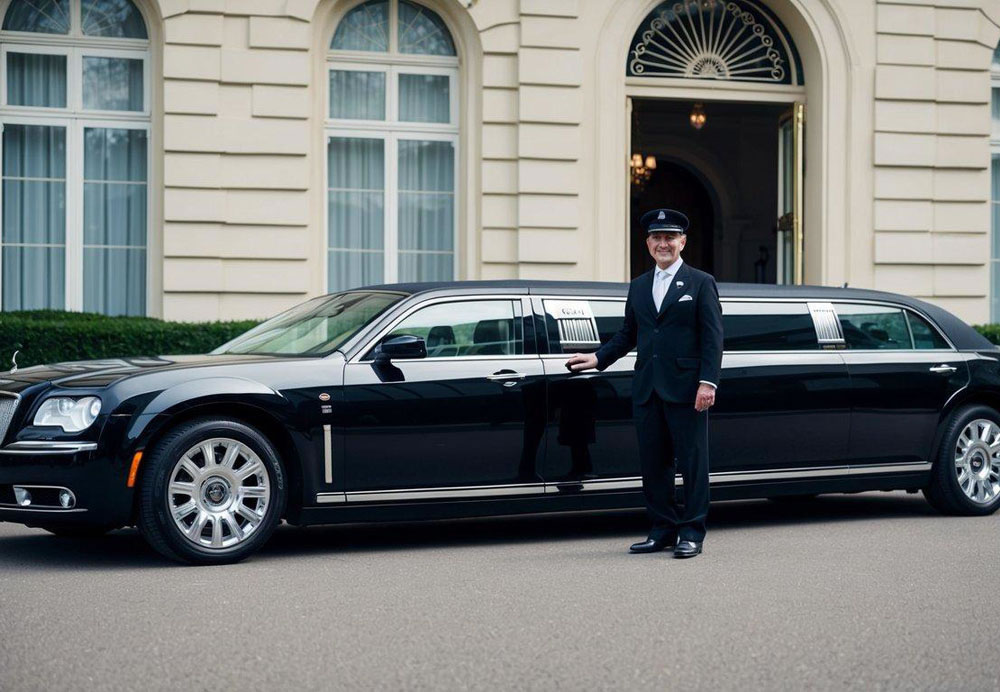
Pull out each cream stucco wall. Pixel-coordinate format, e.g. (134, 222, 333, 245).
(152, 0, 1000, 323)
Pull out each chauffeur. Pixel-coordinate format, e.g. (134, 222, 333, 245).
(565, 209, 723, 558)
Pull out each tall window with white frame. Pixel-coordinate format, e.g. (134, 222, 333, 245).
(0, 0, 149, 315)
(992, 43, 1000, 322)
(326, 0, 458, 291)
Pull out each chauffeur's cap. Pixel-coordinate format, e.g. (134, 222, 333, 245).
(640, 208, 689, 235)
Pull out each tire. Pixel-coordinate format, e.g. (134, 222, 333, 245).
(137, 417, 286, 565)
(923, 404, 1000, 516)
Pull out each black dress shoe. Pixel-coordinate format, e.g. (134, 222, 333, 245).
(673, 540, 703, 558)
(629, 536, 676, 553)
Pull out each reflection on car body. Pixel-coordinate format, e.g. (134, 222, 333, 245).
(1, 281, 998, 564)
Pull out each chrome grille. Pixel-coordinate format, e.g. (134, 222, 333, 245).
(807, 302, 844, 346)
(558, 318, 599, 346)
(0, 394, 19, 444)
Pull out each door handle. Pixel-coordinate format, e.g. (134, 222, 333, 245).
(928, 364, 957, 374)
(486, 371, 526, 381)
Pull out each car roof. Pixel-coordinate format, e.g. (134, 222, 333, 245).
(356, 280, 994, 351)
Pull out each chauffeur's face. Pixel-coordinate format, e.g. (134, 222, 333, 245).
(646, 231, 686, 270)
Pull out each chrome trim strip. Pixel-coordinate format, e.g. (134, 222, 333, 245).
(849, 461, 932, 475)
(345, 482, 547, 503)
(323, 424, 333, 484)
(314, 463, 933, 505)
(0, 441, 97, 455)
(0, 506, 87, 513)
(547, 477, 642, 493)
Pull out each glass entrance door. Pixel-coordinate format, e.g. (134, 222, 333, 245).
(777, 102, 804, 284)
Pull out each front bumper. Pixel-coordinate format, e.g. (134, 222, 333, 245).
(0, 435, 135, 529)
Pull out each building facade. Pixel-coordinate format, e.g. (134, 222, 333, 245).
(1, 0, 999, 324)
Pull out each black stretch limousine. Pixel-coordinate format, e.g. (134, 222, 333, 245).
(1, 281, 998, 564)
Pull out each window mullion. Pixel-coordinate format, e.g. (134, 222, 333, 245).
(65, 120, 83, 311)
(0, 122, 4, 309)
(389, 0, 397, 54)
(386, 133, 398, 284)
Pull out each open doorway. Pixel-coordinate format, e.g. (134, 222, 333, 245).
(629, 98, 793, 283)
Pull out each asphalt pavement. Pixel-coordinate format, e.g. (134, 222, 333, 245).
(1, 490, 998, 691)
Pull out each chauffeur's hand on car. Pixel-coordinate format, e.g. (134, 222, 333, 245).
(567, 353, 716, 412)
(565, 353, 599, 372)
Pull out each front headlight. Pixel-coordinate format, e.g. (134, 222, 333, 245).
(33, 397, 102, 432)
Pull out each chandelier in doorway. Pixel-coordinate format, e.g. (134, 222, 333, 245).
(626, 0, 803, 86)
(630, 153, 657, 189)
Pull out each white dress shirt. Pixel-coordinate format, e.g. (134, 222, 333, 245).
(652, 258, 683, 311)
(651, 258, 716, 390)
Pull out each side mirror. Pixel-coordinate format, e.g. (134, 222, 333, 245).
(375, 335, 427, 363)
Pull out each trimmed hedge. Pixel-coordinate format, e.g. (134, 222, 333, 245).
(0, 311, 260, 369)
(974, 324, 1000, 346)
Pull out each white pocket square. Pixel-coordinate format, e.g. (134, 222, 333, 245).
(678, 294, 693, 302)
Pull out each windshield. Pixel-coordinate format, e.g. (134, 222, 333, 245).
(212, 291, 404, 356)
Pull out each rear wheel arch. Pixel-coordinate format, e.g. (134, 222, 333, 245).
(931, 389, 1000, 465)
(924, 402, 1000, 515)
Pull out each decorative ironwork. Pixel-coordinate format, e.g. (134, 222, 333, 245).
(627, 0, 802, 86)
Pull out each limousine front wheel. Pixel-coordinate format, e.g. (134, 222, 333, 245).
(138, 418, 287, 565)
(924, 405, 1000, 516)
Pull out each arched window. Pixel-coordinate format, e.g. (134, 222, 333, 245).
(627, 0, 802, 85)
(990, 43, 999, 320)
(326, 0, 458, 291)
(0, 0, 149, 315)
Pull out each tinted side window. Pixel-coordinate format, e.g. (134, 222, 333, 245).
(543, 299, 632, 354)
(384, 299, 523, 357)
(722, 302, 818, 351)
(836, 304, 909, 349)
(906, 311, 949, 349)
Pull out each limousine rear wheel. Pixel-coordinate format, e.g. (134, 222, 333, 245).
(924, 405, 1000, 516)
(137, 418, 287, 565)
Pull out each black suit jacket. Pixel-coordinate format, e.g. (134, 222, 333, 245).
(594, 262, 723, 405)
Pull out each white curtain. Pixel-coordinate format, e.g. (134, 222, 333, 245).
(6, 52, 66, 107)
(83, 57, 143, 111)
(2, 125, 66, 310)
(397, 139, 453, 282)
(398, 74, 448, 123)
(992, 154, 1000, 321)
(992, 79, 1000, 320)
(328, 137, 384, 290)
(82, 128, 146, 315)
(329, 70, 384, 120)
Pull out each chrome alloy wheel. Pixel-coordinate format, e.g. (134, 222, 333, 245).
(954, 419, 1000, 505)
(167, 438, 271, 549)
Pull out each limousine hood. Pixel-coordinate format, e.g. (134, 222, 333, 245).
(1, 354, 286, 389)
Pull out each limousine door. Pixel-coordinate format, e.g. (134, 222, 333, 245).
(709, 301, 851, 473)
(834, 303, 969, 465)
(338, 297, 549, 500)
(536, 298, 640, 490)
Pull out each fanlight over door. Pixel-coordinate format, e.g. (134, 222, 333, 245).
(627, 0, 803, 85)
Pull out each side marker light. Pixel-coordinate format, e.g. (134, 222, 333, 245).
(127, 451, 143, 488)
